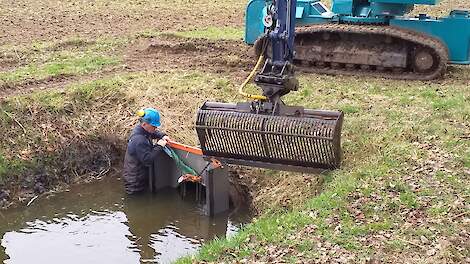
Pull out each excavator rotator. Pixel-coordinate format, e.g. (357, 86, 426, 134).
(196, 0, 344, 172)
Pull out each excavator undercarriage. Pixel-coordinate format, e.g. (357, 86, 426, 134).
(294, 24, 448, 80)
(255, 24, 449, 80)
(246, 0, 470, 81)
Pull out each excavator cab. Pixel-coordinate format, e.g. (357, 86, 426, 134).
(196, 0, 344, 173)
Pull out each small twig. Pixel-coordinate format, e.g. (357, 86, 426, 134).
(13, 47, 22, 64)
(397, 237, 426, 249)
(452, 211, 469, 221)
(96, 156, 111, 178)
(26, 195, 39, 207)
(2, 110, 26, 134)
(27, 105, 34, 118)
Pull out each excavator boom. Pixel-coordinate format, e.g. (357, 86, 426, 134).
(196, 0, 344, 172)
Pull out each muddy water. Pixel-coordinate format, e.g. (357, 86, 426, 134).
(0, 176, 248, 264)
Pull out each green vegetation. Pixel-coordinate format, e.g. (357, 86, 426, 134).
(171, 27, 243, 40)
(0, 54, 119, 87)
(137, 26, 244, 40)
(1, 63, 468, 262)
(176, 70, 470, 263)
(0, 36, 130, 91)
(0, 154, 30, 185)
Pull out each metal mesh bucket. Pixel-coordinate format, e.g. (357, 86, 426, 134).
(196, 102, 344, 172)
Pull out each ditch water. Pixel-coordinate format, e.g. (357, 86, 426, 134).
(0, 176, 249, 264)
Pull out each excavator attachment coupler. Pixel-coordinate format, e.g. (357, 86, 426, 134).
(196, 102, 344, 173)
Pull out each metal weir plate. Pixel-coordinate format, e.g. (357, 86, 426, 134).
(196, 102, 344, 172)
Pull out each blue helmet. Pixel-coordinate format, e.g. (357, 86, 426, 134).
(138, 108, 161, 127)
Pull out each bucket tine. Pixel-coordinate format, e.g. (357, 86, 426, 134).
(196, 102, 344, 173)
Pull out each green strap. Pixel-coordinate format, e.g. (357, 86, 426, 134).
(163, 147, 198, 176)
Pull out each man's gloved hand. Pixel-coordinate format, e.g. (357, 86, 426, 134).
(162, 135, 171, 142)
(156, 139, 167, 147)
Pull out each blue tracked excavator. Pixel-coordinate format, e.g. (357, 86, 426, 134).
(246, 0, 470, 80)
(196, 0, 344, 173)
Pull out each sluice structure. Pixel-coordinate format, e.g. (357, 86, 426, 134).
(149, 142, 229, 216)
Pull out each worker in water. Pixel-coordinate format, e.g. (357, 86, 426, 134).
(123, 107, 171, 194)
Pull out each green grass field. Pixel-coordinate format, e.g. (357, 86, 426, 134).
(0, 0, 469, 262)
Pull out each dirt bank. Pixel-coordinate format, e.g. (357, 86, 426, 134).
(125, 35, 253, 76)
(0, 83, 128, 208)
(0, 138, 122, 208)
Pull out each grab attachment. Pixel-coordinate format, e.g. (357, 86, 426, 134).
(196, 102, 343, 173)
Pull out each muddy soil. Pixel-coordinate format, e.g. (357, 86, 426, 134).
(0, 0, 249, 97)
(0, 0, 244, 46)
(125, 35, 254, 76)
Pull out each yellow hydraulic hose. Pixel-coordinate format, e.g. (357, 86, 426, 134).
(238, 52, 268, 101)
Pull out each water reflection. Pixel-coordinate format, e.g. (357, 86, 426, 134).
(0, 176, 247, 264)
(149, 226, 199, 263)
(2, 212, 139, 264)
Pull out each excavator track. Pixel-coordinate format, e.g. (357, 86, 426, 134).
(256, 24, 449, 80)
(294, 24, 449, 80)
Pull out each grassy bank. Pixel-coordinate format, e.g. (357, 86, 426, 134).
(1, 65, 468, 261)
(4, 60, 466, 262)
(0, 77, 129, 205)
(175, 69, 470, 263)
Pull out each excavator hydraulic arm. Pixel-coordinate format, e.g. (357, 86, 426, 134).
(196, 0, 344, 172)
